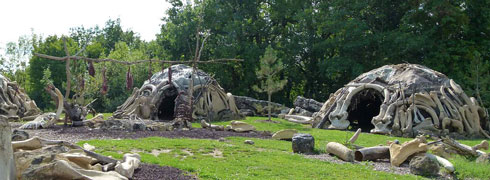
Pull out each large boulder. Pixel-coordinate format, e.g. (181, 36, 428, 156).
(233, 95, 290, 117)
(292, 133, 315, 154)
(293, 96, 323, 113)
(409, 154, 440, 177)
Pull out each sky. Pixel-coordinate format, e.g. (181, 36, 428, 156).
(0, 0, 171, 49)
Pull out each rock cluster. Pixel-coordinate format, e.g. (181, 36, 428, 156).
(234, 95, 290, 116)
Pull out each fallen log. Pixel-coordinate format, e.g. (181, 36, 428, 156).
(354, 146, 390, 161)
(326, 142, 354, 162)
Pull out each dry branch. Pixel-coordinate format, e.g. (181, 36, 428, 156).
(33, 53, 243, 65)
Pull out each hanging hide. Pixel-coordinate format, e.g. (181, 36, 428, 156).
(88, 61, 95, 77)
(101, 67, 108, 95)
(126, 67, 133, 91)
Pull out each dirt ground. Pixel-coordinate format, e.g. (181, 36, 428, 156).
(10, 123, 271, 143)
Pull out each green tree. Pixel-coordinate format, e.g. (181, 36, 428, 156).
(253, 46, 287, 121)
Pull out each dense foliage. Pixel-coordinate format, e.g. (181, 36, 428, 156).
(1, 0, 489, 112)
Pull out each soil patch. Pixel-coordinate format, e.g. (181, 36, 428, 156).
(132, 163, 198, 180)
(11, 123, 271, 143)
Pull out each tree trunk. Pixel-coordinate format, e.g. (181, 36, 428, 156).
(268, 92, 272, 121)
(0, 115, 16, 180)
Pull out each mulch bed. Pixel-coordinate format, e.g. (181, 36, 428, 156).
(132, 164, 198, 180)
(11, 124, 271, 143)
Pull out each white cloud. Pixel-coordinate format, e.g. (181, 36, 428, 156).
(0, 0, 170, 47)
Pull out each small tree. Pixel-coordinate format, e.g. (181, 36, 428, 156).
(253, 46, 287, 121)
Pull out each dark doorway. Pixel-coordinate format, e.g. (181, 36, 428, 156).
(347, 89, 383, 132)
(157, 94, 178, 121)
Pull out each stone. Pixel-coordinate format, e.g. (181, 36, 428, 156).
(244, 140, 254, 145)
(227, 121, 256, 132)
(292, 107, 313, 117)
(218, 138, 226, 142)
(293, 96, 323, 113)
(132, 122, 146, 131)
(409, 155, 440, 177)
(239, 109, 255, 116)
(100, 119, 133, 131)
(233, 95, 290, 117)
(476, 153, 490, 163)
(272, 129, 298, 140)
(292, 133, 315, 154)
(11, 129, 29, 141)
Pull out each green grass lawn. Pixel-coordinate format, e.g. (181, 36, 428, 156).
(77, 116, 489, 179)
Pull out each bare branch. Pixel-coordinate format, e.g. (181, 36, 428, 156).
(33, 53, 243, 64)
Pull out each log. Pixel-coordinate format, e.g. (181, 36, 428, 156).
(326, 142, 354, 162)
(441, 137, 479, 157)
(354, 146, 390, 161)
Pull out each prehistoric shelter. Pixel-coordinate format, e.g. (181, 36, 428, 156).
(0, 74, 40, 121)
(113, 64, 243, 122)
(312, 64, 489, 138)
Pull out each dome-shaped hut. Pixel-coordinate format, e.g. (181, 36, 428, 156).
(312, 64, 489, 138)
(113, 64, 243, 122)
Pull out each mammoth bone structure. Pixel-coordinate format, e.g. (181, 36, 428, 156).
(0, 74, 41, 121)
(312, 64, 490, 138)
(113, 64, 243, 122)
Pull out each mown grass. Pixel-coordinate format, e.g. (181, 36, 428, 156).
(79, 137, 418, 180)
(77, 116, 489, 179)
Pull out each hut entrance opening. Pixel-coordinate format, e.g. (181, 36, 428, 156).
(347, 89, 383, 132)
(157, 87, 178, 121)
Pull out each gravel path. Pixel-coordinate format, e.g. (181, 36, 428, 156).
(305, 154, 411, 175)
(305, 153, 453, 179)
